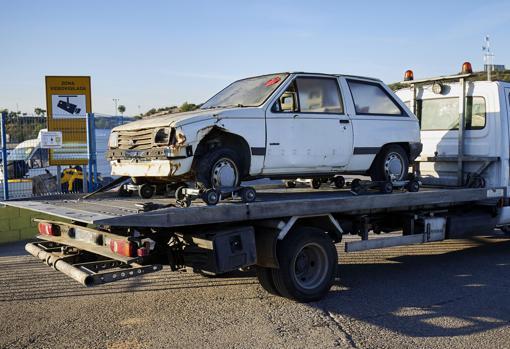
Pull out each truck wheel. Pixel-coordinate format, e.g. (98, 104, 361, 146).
(139, 184, 155, 199)
(256, 267, 280, 296)
(271, 227, 337, 302)
(195, 147, 241, 190)
(370, 145, 409, 182)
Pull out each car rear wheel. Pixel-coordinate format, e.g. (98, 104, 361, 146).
(195, 147, 241, 190)
(370, 145, 409, 182)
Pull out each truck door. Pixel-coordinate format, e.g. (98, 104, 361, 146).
(416, 85, 492, 186)
(263, 76, 353, 173)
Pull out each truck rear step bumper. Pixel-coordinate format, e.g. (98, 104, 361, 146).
(25, 241, 162, 286)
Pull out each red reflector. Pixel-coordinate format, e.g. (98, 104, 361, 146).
(109, 239, 135, 257)
(264, 76, 281, 87)
(462, 61, 473, 74)
(38, 222, 58, 236)
(137, 247, 150, 257)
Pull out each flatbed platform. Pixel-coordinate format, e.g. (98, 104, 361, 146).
(2, 186, 504, 228)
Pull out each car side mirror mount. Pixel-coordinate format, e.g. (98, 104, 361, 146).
(280, 92, 297, 112)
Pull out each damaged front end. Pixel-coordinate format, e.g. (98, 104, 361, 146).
(107, 126, 194, 178)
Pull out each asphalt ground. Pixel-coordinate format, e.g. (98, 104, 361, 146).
(1, 233, 510, 349)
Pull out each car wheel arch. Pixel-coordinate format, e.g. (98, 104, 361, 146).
(193, 126, 251, 177)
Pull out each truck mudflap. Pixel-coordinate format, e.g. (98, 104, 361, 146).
(25, 240, 162, 287)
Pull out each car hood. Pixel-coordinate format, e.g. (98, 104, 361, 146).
(112, 109, 218, 131)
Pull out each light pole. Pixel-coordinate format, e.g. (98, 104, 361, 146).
(112, 98, 119, 117)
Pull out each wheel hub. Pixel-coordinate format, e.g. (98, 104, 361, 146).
(293, 243, 328, 290)
(212, 158, 238, 188)
(384, 153, 404, 180)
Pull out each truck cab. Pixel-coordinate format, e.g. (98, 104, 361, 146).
(395, 64, 510, 193)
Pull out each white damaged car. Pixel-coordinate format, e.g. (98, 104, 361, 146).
(107, 72, 421, 190)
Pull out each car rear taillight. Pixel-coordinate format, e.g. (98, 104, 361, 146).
(109, 239, 136, 257)
(38, 222, 59, 236)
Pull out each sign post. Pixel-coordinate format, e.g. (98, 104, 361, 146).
(45, 76, 91, 166)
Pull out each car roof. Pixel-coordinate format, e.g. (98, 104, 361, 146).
(240, 72, 382, 83)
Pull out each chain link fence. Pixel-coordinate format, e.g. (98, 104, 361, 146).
(0, 112, 131, 200)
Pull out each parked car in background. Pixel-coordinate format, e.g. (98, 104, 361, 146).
(107, 72, 422, 190)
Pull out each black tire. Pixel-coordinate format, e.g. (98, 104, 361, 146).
(139, 184, 155, 199)
(175, 186, 187, 201)
(118, 185, 133, 197)
(271, 227, 337, 302)
(350, 178, 362, 194)
(284, 180, 296, 188)
(195, 147, 241, 189)
(256, 267, 280, 296)
(370, 145, 409, 182)
(380, 181, 393, 194)
(202, 189, 220, 205)
(407, 179, 420, 192)
(333, 176, 345, 189)
(311, 179, 322, 189)
(240, 187, 256, 203)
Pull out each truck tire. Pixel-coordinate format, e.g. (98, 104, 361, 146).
(256, 267, 280, 296)
(370, 145, 409, 182)
(195, 147, 241, 189)
(271, 227, 337, 302)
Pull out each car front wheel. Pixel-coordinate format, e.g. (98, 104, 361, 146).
(195, 147, 241, 190)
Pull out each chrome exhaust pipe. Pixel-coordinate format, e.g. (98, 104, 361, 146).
(25, 243, 94, 286)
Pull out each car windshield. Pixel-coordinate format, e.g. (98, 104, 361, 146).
(201, 73, 289, 109)
(8, 146, 34, 161)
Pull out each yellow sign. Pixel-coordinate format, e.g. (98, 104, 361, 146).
(45, 76, 91, 165)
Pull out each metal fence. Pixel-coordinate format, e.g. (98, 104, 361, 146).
(0, 112, 129, 200)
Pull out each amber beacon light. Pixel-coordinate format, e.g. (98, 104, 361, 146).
(404, 70, 414, 81)
(461, 61, 473, 74)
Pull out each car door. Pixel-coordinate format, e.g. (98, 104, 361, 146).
(263, 75, 353, 173)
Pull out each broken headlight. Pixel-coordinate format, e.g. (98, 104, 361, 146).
(154, 128, 171, 145)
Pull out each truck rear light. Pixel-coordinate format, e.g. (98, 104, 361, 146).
(462, 61, 473, 74)
(38, 222, 59, 236)
(404, 70, 414, 81)
(109, 239, 136, 257)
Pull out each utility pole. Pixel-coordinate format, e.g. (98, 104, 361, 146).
(112, 98, 119, 117)
(482, 35, 494, 81)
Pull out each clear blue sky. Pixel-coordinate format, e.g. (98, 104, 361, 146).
(1, 0, 509, 115)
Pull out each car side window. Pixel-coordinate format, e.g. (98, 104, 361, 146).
(273, 77, 343, 114)
(347, 80, 403, 115)
(295, 78, 343, 114)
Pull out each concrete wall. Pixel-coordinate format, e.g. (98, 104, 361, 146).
(0, 206, 64, 244)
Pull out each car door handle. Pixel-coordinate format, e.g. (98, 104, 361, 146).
(339, 119, 350, 124)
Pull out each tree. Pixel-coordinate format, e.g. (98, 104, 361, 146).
(179, 102, 198, 112)
(34, 107, 46, 117)
(118, 105, 126, 116)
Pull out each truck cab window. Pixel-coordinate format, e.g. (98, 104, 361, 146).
(417, 97, 486, 130)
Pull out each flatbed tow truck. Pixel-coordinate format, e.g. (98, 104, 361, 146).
(6, 65, 510, 302)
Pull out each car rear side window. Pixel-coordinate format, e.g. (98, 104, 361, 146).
(347, 80, 403, 115)
(295, 77, 344, 114)
(417, 97, 486, 131)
